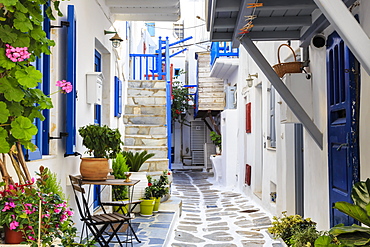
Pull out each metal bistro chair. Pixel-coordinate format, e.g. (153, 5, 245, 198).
(69, 175, 132, 246)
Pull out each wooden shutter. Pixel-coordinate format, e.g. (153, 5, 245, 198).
(65, 5, 76, 156)
(246, 103, 251, 133)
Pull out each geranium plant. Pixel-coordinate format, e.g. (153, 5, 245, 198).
(171, 71, 194, 125)
(0, 0, 66, 186)
(0, 166, 89, 246)
(144, 170, 170, 199)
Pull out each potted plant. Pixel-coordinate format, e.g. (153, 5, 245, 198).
(210, 131, 222, 154)
(111, 153, 130, 214)
(78, 124, 123, 180)
(146, 170, 170, 212)
(121, 150, 155, 205)
(0, 166, 88, 246)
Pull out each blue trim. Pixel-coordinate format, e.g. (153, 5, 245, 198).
(95, 50, 101, 72)
(42, 3, 51, 155)
(165, 37, 172, 170)
(114, 76, 122, 118)
(94, 105, 102, 125)
(65, 5, 77, 156)
(146, 23, 155, 37)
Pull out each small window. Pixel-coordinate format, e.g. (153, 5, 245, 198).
(174, 68, 181, 76)
(173, 22, 184, 40)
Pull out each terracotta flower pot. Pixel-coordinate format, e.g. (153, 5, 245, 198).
(80, 157, 109, 181)
(4, 226, 26, 244)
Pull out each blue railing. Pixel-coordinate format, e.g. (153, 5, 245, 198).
(210, 42, 239, 67)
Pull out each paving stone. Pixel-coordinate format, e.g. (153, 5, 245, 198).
(241, 240, 266, 246)
(235, 219, 254, 227)
(208, 222, 228, 227)
(204, 244, 237, 247)
(177, 225, 198, 232)
(249, 212, 267, 218)
(174, 231, 206, 243)
(205, 226, 230, 231)
(205, 208, 222, 212)
(253, 216, 272, 226)
(179, 221, 203, 225)
(206, 217, 222, 221)
(172, 243, 197, 247)
(184, 217, 202, 221)
(203, 232, 234, 241)
(236, 231, 264, 238)
(225, 207, 241, 211)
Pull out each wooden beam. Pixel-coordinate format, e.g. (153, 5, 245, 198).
(246, 31, 301, 41)
(211, 32, 233, 41)
(260, 0, 316, 10)
(215, 0, 240, 12)
(214, 18, 237, 29)
(240, 36, 323, 149)
(253, 16, 312, 27)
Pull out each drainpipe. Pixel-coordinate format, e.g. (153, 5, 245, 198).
(313, 0, 370, 76)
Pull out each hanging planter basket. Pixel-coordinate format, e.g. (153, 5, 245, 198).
(272, 44, 303, 78)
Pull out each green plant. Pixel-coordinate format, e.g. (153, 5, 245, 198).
(315, 178, 370, 246)
(289, 225, 321, 247)
(144, 170, 170, 199)
(112, 153, 129, 200)
(171, 72, 194, 125)
(0, 166, 87, 246)
(268, 211, 317, 244)
(78, 124, 123, 159)
(0, 0, 68, 186)
(122, 150, 155, 172)
(210, 131, 221, 148)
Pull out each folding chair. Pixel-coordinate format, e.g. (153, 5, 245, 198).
(69, 175, 132, 247)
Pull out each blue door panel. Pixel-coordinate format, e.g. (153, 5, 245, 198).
(327, 31, 360, 227)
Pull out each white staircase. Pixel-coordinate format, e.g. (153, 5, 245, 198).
(123, 80, 169, 172)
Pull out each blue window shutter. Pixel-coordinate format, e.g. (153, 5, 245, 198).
(269, 86, 276, 148)
(146, 23, 155, 36)
(114, 76, 122, 118)
(65, 5, 77, 156)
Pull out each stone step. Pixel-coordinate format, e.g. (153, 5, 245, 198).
(124, 114, 166, 125)
(127, 88, 166, 97)
(141, 158, 170, 172)
(125, 134, 167, 146)
(127, 96, 167, 106)
(123, 146, 168, 159)
(125, 124, 166, 135)
(128, 80, 167, 89)
(125, 105, 166, 115)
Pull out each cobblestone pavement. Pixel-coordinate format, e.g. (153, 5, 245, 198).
(166, 171, 282, 247)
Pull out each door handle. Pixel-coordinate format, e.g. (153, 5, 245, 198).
(337, 143, 348, 151)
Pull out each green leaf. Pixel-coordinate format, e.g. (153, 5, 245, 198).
(352, 179, 370, 212)
(0, 48, 16, 70)
(2, 0, 17, 6)
(20, 140, 36, 152)
(14, 12, 34, 32)
(15, 66, 42, 88)
(53, 1, 63, 17)
(0, 25, 18, 43)
(15, 1, 29, 13)
(12, 33, 31, 47)
(337, 232, 370, 246)
(0, 102, 10, 123)
(30, 26, 46, 40)
(0, 128, 11, 153)
(11, 116, 38, 141)
(0, 77, 25, 102)
(45, 6, 56, 20)
(334, 202, 370, 227)
(28, 108, 45, 121)
(6, 102, 23, 117)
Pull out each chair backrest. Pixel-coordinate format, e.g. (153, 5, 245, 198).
(69, 175, 93, 220)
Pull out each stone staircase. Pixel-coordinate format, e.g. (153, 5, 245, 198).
(123, 80, 169, 172)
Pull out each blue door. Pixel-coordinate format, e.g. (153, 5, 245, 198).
(327, 32, 360, 227)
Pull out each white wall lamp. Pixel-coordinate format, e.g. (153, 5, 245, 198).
(246, 73, 258, 87)
(104, 30, 123, 48)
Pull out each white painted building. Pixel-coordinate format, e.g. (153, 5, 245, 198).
(206, 0, 370, 230)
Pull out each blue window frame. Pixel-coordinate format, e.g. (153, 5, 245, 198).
(114, 76, 122, 118)
(93, 49, 102, 208)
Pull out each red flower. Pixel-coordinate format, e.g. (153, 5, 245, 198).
(167, 172, 171, 175)
(148, 183, 152, 186)
(175, 110, 180, 114)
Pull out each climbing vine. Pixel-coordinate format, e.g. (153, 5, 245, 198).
(0, 0, 66, 185)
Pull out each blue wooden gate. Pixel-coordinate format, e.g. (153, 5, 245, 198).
(327, 31, 360, 227)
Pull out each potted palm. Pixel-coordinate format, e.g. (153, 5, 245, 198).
(78, 124, 123, 180)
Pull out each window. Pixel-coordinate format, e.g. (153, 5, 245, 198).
(145, 23, 155, 37)
(269, 86, 276, 148)
(114, 76, 122, 118)
(173, 22, 184, 40)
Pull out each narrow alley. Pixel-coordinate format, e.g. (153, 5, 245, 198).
(167, 171, 281, 247)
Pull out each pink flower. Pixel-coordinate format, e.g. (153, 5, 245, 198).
(9, 221, 19, 230)
(54, 208, 62, 213)
(66, 210, 74, 216)
(56, 80, 73, 94)
(4, 44, 30, 62)
(28, 236, 36, 240)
